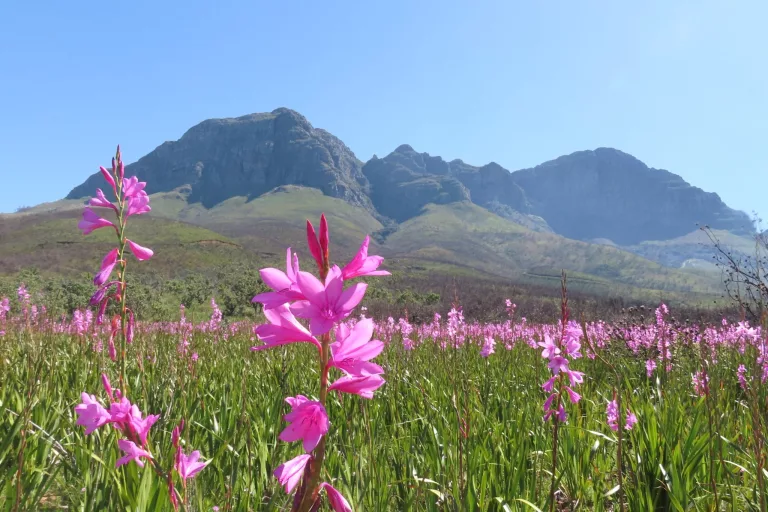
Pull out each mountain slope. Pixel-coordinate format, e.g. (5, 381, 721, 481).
(0, 207, 248, 277)
(510, 148, 753, 244)
(384, 201, 719, 295)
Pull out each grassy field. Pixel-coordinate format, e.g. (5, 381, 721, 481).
(1, 306, 766, 511)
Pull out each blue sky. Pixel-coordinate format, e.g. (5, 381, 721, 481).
(1, 1, 765, 226)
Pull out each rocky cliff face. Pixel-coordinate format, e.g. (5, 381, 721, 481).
(510, 148, 754, 245)
(67, 108, 373, 210)
(362, 145, 540, 226)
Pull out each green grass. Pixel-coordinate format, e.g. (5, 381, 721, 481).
(1, 323, 765, 510)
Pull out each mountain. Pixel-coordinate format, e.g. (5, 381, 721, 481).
(362, 145, 551, 232)
(510, 148, 753, 245)
(68, 108, 373, 211)
(18, 107, 756, 300)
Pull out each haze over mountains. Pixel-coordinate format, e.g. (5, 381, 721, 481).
(3, 107, 756, 300)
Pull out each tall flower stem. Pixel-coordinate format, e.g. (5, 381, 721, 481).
(113, 146, 129, 392)
(294, 260, 331, 512)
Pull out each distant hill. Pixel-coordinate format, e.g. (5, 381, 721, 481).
(6, 107, 757, 299)
(510, 148, 753, 245)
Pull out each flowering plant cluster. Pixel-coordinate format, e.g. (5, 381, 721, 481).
(74, 374, 207, 508)
(606, 398, 637, 432)
(251, 214, 388, 511)
(78, 147, 153, 374)
(72, 147, 206, 510)
(539, 320, 585, 423)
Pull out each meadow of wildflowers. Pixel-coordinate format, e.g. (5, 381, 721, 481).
(0, 149, 767, 511)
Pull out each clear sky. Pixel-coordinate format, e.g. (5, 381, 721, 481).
(1, 1, 765, 225)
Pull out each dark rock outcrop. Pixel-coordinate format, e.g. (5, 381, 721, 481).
(362, 145, 535, 224)
(510, 148, 754, 245)
(67, 108, 372, 210)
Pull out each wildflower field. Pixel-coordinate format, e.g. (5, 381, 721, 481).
(1, 150, 767, 512)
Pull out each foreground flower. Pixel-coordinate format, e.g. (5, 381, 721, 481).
(126, 239, 154, 261)
(176, 450, 208, 480)
(274, 453, 312, 494)
(279, 395, 329, 452)
(328, 319, 384, 375)
(328, 373, 385, 399)
(74, 393, 111, 434)
(320, 482, 352, 512)
(252, 248, 304, 308)
(253, 216, 388, 509)
(94, 249, 119, 286)
(116, 439, 153, 467)
(341, 235, 390, 280)
(290, 266, 367, 335)
(78, 208, 117, 235)
(251, 304, 321, 351)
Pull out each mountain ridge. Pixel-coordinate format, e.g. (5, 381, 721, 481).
(67, 108, 753, 246)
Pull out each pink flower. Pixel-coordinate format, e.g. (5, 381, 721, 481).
(538, 335, 560, 359)
(548, 356, 569, 374)
(122, 176, 146, 198)
(101, 373, 116, 401)
(100, 166, 116, 193)
(251, 248, 304, 309)
(279, 395, 329, 452)
(320, 482, 352, 512)
(290, 266, 367, 335)
(606, 399, 636, 431)
(341, 236, 390, 280)
(737, 364, 748, 390)
(94, 248, 119, 286)
(541, 376, 557, 393)
(645, 359, 657, 377)
(625, 412, 638, 430)
(564, 386, 581, 404)
(127, 405, 159, 446)
(329, 319, 384, 376)
(480, 336, 496, 358)
(74, 393, 111, 434)
(78, 208, 117, 235)
(273, 453, 312, 494)
(107, 396, 134, 426)
(564, 368, 584, 386)
(328, 373, 385, 399)
(116, 439, 153, 468)
(251, 304, 321, 352)
(126, 239, 153, 261)
(176, 450, 208, 480)
(125, 192, 151, 217)
(126, 311, 135, 344)
(89, 189, 118, 212)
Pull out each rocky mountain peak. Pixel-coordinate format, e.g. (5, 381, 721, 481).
(67, 108, 371, 210)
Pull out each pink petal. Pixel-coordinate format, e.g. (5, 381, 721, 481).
(260, 268, 292, 292)
(126, 239, 153, 261)
(296, 271, 326, 305)
(321, 482, 353, 512)
(336, 283, 367, 314)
